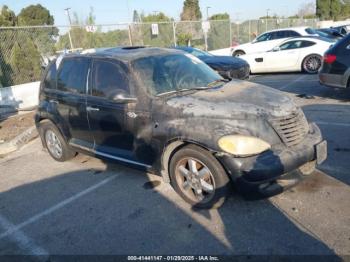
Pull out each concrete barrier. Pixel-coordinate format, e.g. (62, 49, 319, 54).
(0, 81, 40, 115)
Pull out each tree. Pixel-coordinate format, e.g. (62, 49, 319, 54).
(209, 13, 230, 20)
(0, 5, 16, 26)
(17, 4, 54, 26)
(140, 12, 172, 22)
(133, 10, 141, 23)
(180, 0, 202, 21)
(298, 1, 316, 18)
(316, 0, 349, 20)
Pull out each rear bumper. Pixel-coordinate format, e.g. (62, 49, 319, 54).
(216, 123, 326, 196)
(319, 73, 347, 88)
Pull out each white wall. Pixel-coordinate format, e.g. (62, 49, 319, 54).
(0, 81, 40, 112)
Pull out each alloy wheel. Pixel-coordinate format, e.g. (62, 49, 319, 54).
(45, 130, 63, 159)
(174, 157, 215, 203)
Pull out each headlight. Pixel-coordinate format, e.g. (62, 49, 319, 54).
(218, 135, 271, 156)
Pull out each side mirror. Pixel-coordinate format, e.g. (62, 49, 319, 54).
(272, 46, 280, 52)
(112, 92, 137, 103)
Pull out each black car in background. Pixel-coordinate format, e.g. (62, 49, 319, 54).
(173, 46, 250, 80)
(319, 33, 350, 88)
(316, 28, 343, 40)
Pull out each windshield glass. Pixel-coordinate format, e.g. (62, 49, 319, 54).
(132, 53, 222, 96)
(188, 48, 212, 58)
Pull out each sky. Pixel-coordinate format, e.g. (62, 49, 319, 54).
(2, 0, 312, 25)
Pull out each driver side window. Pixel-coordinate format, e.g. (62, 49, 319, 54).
(279, 40, 303, 51)
(255, 33, 272, 42)
(91, 59, 129, 100)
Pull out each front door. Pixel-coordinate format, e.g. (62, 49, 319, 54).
(86, 58, 136, 161)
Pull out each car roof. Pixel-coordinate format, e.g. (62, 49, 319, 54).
(63, 46, 184, 62)
(265, 26, 309, 34)
(279, 36, 334, 44)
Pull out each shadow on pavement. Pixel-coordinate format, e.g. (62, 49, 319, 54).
(0, 157, 341, 258)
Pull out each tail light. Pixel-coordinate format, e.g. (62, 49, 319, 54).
(323, 54, 337, 64)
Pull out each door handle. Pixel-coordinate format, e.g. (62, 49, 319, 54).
(49, 99, 59, 104)
(87, 106, 100, 112)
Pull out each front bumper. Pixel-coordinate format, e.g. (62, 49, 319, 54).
(217, 66, 250, 80)
(216, 123, 326, 196)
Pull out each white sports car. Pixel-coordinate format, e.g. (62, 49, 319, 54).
(231, 27, 317, 57)
(240, 37, 334, 74)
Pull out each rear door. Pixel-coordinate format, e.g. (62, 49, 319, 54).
(54, 57, 93, 149)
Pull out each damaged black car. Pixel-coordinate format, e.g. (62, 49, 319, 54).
(36, 47, 327, 208)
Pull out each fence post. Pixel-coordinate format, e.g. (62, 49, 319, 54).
(128, 24, 133, 46)
(248, 20, 251, 42)
(172, 21, 177, 47)
(229, 20, 232, 47)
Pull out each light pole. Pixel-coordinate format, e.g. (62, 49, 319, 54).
(64, 7, 74, 50)
(206, 6, 211, 20)
(266, 8, 270, 31)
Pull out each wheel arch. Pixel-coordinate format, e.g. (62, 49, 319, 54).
(160, 138, 216, 183)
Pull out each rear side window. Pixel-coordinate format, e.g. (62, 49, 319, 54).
(301, 41, 316, 48)
(270, 31, 288, 40)
(91, 59, 129, 99)
(57, 57, 90, 94)
(43, 61, 57, 89)
(287, 30, 301, 37)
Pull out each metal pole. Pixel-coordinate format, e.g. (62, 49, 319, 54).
(172, 21, 177, 47)
(249, 19, 251, 42)
(64, 8, 74, 49)
(128, 24, 133, 46)
(229, 20, 232, 47)
(206, 6, 211, 20)
(266, 9, 270, 32)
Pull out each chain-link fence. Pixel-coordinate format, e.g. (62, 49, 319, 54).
(0, 18, 319, 87)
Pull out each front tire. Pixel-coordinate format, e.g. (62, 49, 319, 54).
(39, 121, 75, 162)
(302, 54, 322, 74)
(169, 145, 231, 209)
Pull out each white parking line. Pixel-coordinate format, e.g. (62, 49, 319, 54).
(0, 215, 49, 259)
(279, 75, 307, 91)
(0, 174, 119, 241)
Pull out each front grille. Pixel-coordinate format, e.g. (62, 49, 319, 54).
(269, 110, 309, 147)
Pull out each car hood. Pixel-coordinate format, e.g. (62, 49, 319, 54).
(201, 56, 248, 69)
(166, 80, 297, 119)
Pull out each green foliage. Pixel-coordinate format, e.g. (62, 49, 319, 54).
(210, 13, 230, 20)
(180, 0, 202, 21)
(10, 38, 41, 84)
(316, 0, 350, 20)
(133, 10, 141, 23)
(17, 4, 54, 26)
(140, 12, 172, 22)
(0, 5, 16, 26)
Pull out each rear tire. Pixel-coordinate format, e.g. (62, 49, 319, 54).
(169, 144, 231, 209)
(302, 54, 322, 74)
(39, 120, 75, 162)
(233, 50, 245, 57)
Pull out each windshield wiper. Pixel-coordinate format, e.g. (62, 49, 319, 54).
(156, 87, 210, 97)
(207, 78, 229, 87)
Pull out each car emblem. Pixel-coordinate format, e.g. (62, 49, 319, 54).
(127, 112, 138, 118)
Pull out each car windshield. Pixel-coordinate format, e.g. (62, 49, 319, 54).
(132, 53, 222, 96)
(187, 48, 213, 58)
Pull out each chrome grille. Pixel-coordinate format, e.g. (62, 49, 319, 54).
(270, 110, 309, 147)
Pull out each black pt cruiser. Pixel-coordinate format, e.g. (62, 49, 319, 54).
(36, 47, 327, 208)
